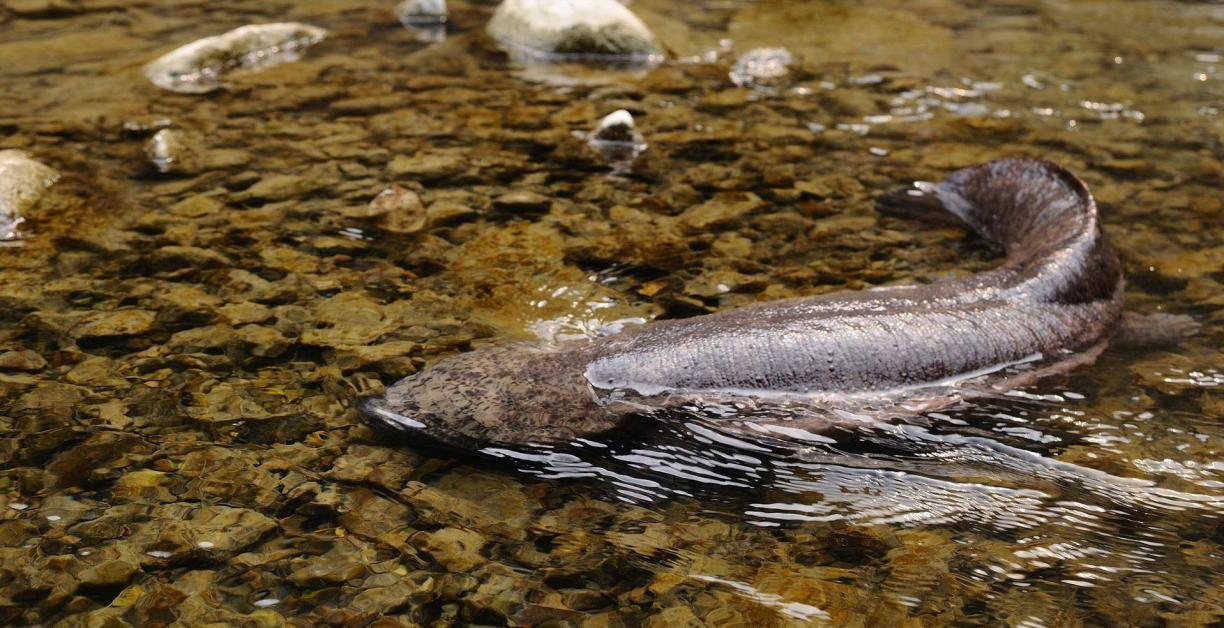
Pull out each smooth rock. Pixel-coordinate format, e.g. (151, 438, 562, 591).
(286, 545, 370, 587)
(64, 356, 128, 387)
(144, 22, 328, 94)
(587, 109, 647, 163)
(239, 173, 326, 202)
(493, 190, 552, 213)
(70, 310, 156, 339)
(397, 0, 447, 36)
(397, 0, 446, 22)
(396, 0, 448, 42)
(366, 185, 428, 233)
(144, 128, 202, 174)
(487, 0, 663, 62)
(678, 191, 767, 230)
(729, 47, 793, 90)
(0, 350, 47, 372)
(387, 152, 466, 181)
(78, 559, 140, 589)
(0, 150, 59, 241)
(416, 527, 486, 572)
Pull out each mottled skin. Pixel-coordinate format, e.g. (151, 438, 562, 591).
(363, 159, 1124, 449)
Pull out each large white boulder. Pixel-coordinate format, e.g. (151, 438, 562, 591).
(487, 0, 662, 63)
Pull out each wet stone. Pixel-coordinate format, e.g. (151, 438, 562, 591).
(64, 356, 128, 387)
(400, 471, 533, 539)
(387, 152, 466, 181)
(111, 469, 176, 503)
(327, 445, 420, 492)
(351, 578, 416, 615)
(78, 558, 140, 589)
(493, 190, 552, 213)
(286, 543, 372, 587)
(0, 149, 59, 241)
(362, 185, 428, 234)
(587, 109, 647, 163)
(238, 173, 328, 202)
(217, 301, 273, 325)
(396, 0, 448, 26)
(144, 22, 328, 94)
(729, 47, 794, 90)
(150, 245, 232, 269)
(136, 504, 277, 563)
(678, 191, 767, 230)
(69, 309, 156, 339)
(487, 0, 663, 62)
(145, 128, 202, 174)
(0, 350, 47, 371)
(415, 527, 487, 572)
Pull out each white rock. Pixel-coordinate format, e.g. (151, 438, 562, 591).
(396, 0, 448, 42)
(0, 150, 59, 242)
(586, 109, 646, 162)
(396, 0, 447, 24)
(487, 0, 662, 63)
(729, 47, 793, 90)
(145, 129, 202, 174)
(144, 22, 328, 94)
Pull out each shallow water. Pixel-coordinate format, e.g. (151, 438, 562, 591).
(1, 0, 1222, 625)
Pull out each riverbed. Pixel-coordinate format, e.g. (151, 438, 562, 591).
(1, 0, 1222, 625)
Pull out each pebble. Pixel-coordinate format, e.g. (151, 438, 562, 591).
(396, 0, 447, 42)
(144, 22, 328, 94)
(0, 150, 59, 241)
(396, 0, 447, 24)
(367, 185, 428, 233)
(69, 310, 157, 340)
(729, 47, 793, 90)
(487, 0, 663, 63)
(587, 109, 647, 163)
(493, 190, 552, 213)
(145, 128, 201, 174)
(0, 350, 48, 372)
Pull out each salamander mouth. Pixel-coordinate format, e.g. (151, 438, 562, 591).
(358, 395, 485, 453)
(360, 396, 426, 434)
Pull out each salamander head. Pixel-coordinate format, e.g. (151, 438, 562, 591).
(360, 344, 623, 449)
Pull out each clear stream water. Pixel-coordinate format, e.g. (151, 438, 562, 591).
(0, 0, 1221, 626)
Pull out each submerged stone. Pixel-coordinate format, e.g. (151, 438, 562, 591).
(144, 22, 328, 94)
(144, 128, 201, 174)
(729, 47, 793, 90)
(486, 0, 663, 64)
(586, 109, 647, 163)
(396, 0, 447, 23)
(0, 150, 59, 242)
(368, 185, 428, 233)
(396, 0, 448, 42)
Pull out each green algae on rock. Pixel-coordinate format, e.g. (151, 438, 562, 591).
(143, 22, 328, 94)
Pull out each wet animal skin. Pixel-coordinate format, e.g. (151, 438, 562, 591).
(362, 158, 1124, 449)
